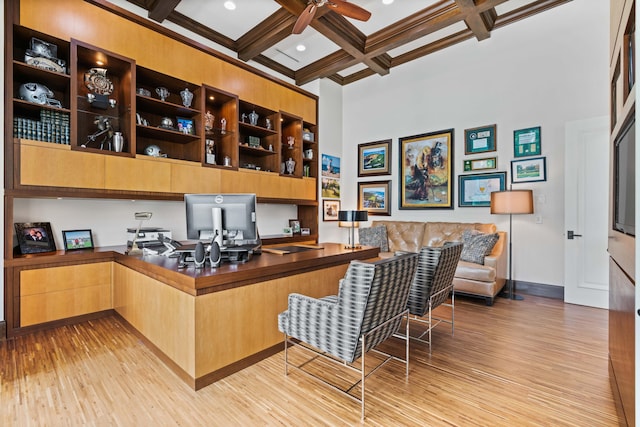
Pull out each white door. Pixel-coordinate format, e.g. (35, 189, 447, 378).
(564, 116, 609, 308)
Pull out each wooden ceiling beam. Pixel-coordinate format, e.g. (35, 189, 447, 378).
(455, 0, 493, 40)
(148, 0, 181, 23)
(237, 8, 298, 61)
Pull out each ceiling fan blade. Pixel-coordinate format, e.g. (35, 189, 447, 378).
(292, 4, 317, 34)
(328, 0, 371, 21)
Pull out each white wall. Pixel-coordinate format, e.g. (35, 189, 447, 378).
(340, 0, 608, 288)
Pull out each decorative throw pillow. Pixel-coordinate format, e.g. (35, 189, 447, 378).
(460, 229, 499, 265)
(358, 225, 389, 252)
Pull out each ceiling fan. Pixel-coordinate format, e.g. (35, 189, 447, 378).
(292, 0, 372, 34)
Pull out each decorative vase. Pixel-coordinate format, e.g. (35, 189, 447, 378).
(286, 157, 295, 175)
(180, 88, 193, 108)
(112, 132, 124, 152)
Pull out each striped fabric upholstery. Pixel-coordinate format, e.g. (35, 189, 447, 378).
(278, 252, 418, 363)
(406, 243, 463, 317)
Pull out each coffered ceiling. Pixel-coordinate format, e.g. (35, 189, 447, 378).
(105, 0, 572, 86)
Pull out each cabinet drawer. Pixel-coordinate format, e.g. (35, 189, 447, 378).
(20, 262, 112, 326)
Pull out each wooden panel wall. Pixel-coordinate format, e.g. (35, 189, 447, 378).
(18, 0, 317, 124)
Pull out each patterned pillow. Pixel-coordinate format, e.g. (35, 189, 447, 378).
(460, 229, 499, 265)
(358, 225, 389, 252)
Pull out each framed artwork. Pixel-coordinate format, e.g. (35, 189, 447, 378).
(321, 154, 340, 178)
(62, 229, 94, 251)
(358, 181, 391, 216)
(399, 129, 454, 209)
(511, 156, 547, 183)
(464, 124, 496, 154)
(288, 219, 301, 234)
(323, 199, 341, 221)
(176, 116, 195, 135)
(463, 157, 497, 172)
(458, 172, 507, 207)
(358, 139, 391, 176)
(14, 222, 56, 254)
(513, 126, 541, 157)
(321, 177, 341, 198)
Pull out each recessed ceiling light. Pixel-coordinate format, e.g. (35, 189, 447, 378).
(382, 0, 394, 4)
(224, 1, 236, 10)
(296, 44, 306, 52)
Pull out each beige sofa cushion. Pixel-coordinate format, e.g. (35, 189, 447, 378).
(455, 260, 496, 282)
(422, 222, 496, 247)
(372, 221, 425, 253)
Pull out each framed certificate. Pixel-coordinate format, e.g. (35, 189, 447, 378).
(513, 126, 541, 157)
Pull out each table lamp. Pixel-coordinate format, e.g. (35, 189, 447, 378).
(127, 211, 152, 255)
(338, 210, 368, 249)
(490, 189, 533, 300)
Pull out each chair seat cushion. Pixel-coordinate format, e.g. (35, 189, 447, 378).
(460, 230, 499, 264)
(455, 260, 496, 282)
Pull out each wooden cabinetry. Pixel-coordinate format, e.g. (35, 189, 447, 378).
(202, 85, 238, 168)
(238, 101, 279, 172)
(135, 66, 201, 162)
(19, 262, 112, 327)
(71, 39, 134, 156)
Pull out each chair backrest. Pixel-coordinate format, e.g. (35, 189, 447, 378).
(406, 242, 463, 317)
(335, 252, 418, 362)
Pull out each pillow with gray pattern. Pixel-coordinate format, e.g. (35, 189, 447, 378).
(460, 229, 499, 265)
(358, 225, 389, 252)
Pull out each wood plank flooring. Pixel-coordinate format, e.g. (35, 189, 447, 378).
(1, 294, 619, 426)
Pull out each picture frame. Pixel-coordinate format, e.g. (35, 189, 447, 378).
(358, 181, 391, 216)
(14, 222, 56, 254)
(176, 116, 195, 135)
(321, 154, 341, 178)
(458, 172, 507, 207)
(464, 124, 496, 154)
(289, 219, 301, 234)
(513, 126, 541, 157)
(322, 199, 341, 221)
(463, 156, 497, 172)
(358, 139, 392, 176)
(321, 177, 341, 198)
(399, 129, 454, 209)
(511, 156, 547, 183)
(62, 229, 94, 251)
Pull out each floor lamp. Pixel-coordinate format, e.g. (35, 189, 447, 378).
(490, 189, 533, 300)
(338, 210, 368, 249)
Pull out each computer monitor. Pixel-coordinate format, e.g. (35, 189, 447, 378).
(185, 193, 259, 246)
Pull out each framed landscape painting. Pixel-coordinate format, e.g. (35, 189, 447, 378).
(358, 139, 391, 176)
(358, 181, 391, 216)
(511, 156, 547, 183)
(399, 129, 454, 209)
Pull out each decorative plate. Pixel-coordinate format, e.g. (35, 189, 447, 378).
(84, 68, 114, 95)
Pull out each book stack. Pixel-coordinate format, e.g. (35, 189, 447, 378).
(13, 110, 70, 144)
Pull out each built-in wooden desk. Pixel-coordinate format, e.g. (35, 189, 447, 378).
(111, 243, 379, 389)
(7, 243, 378, 389)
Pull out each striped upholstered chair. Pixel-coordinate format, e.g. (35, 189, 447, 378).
(278, 252, 418, 420)
(404, 242, 463, 353)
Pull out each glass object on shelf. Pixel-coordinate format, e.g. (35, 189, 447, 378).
(155, 86, 169, 101)
(287, 136, 295, 149)
(221, 117, 227, 134)
(265, 118, 272, 130)
(205, 111, 214, 131)
(248, 110, 258, 126)
(180, 88, 193, 108)
(286, 157, 295, 174)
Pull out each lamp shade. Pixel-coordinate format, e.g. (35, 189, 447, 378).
(338, 210, 368, 222)
(490, 190, 534, 215)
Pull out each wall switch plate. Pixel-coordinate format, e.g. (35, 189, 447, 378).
(535, 215, 543, 224)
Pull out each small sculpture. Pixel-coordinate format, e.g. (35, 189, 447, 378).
(220, 117, 227, 134)
(180, 88, 193, 108)
(204, 111, 214, 131)
(287, 136, 295, 149)
(265, 118, 272, 130)
(248, 110, 259, 126)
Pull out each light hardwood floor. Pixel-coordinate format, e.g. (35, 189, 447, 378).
(1, 294, 619, 426)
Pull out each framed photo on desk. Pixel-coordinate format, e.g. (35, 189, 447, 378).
(15, 222, 56, 254)
(62, 229, 94, 251)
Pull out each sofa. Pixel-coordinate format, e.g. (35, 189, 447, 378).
(363, 221, 507, 305)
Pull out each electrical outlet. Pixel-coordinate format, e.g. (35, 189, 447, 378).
(535, 215, 543, 224)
